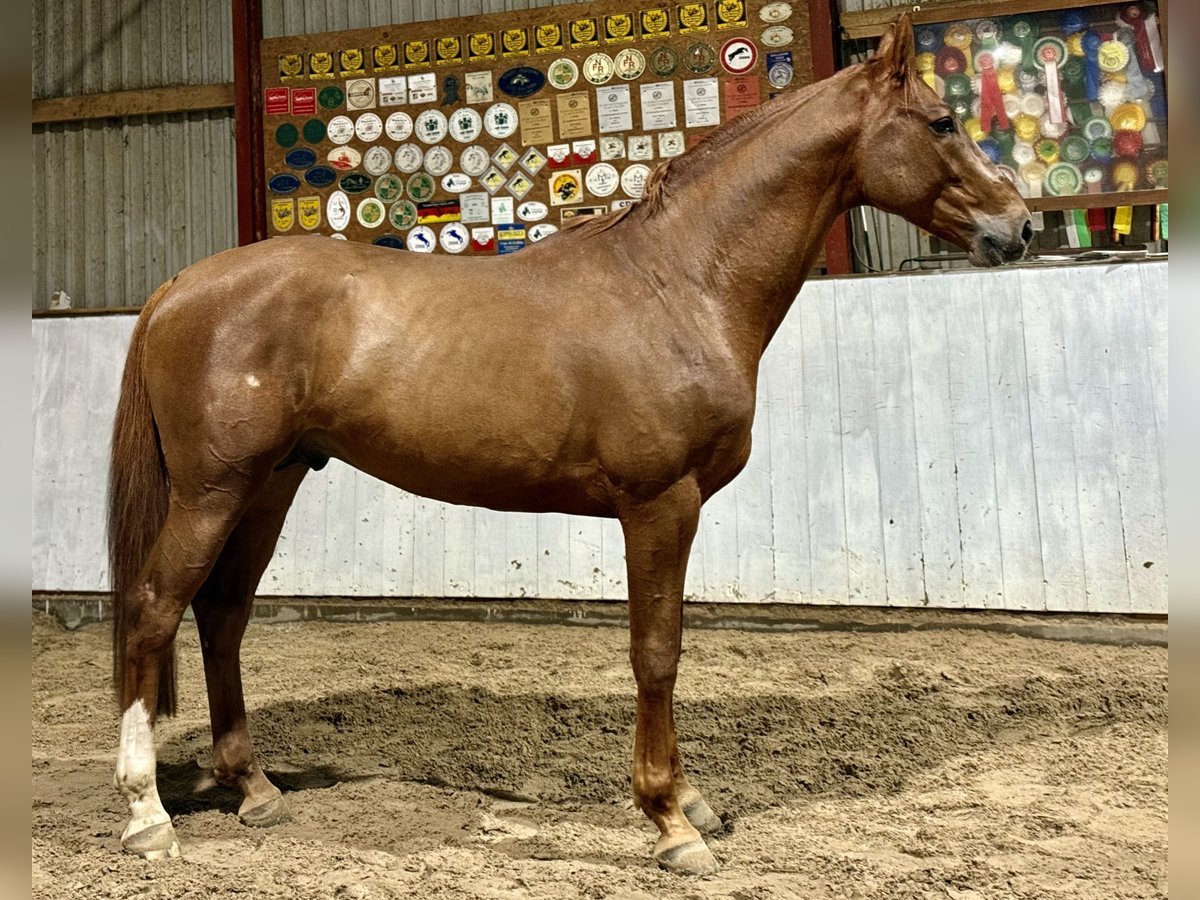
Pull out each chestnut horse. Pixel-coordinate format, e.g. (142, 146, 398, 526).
(109, 17, 1030, 874)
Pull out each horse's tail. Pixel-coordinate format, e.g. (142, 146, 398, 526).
(109, 278, 175, 716)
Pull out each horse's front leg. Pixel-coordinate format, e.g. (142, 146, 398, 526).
(619, 478, 718, 876)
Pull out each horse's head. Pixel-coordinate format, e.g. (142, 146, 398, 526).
(852, 15, 1033, 266)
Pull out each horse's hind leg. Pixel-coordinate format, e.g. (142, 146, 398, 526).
(115, 488, 257, 859)
(191, 466, 307, 827)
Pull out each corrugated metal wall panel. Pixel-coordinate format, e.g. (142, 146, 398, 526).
(32, 0, 237, 310)
(262, 0, 592, 38)
(31, 264, 1170, 613)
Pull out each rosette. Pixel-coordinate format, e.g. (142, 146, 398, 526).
(978, 137, 1002, 163)
(1119, 4, 1163, 74)
(1062, 135, 1090, 164)
(1145, 158, 1167, 189)
(1004, 16, 1039, 71)
(935, 46, 967, 77)
(944, 24, 975, 74)
(1113, 129, 1143, 158)
(1035, 138, 1060, 164)
(1083, 166, 1105, 193)
(1111, 159, 1138, 190)
(1110, 101, 1147, 132)
(975, 48, 1009, 130)
(1082, 32, 1102, 101)
(1033, 37, 1068, 125)
(1046, 161, 1082, 195)
(1090, 137, 1114, 164)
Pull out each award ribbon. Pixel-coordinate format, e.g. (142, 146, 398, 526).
(1034, 38, 1068, 125)
(944, 24, 975, 75)
(1082, 32, 1102, 102)
(976, 50, 1008, 130)
(1066, 208, 1092, 249)
(1118, 4, 1161, 74)
(1060, 57, 1090, 125)
(1005, 17, 1039, 72)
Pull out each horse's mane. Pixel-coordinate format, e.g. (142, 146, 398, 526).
(559, 65, 862, 239)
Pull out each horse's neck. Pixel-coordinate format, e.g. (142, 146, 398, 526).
(611, 71, 863, 365)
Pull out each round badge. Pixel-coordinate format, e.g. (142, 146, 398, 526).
(415, 109, 448, 144)
(374, 235, 405, 250)
(1110, 101, 1147, 133)
(1083, 116, 1113, 142)
(1033, 37, 1066, 69)
(1011, 141, 1035, 166)
(394, 144, 424, 174)
(761, 26, 793, 48)
(423, 146, 453, 176)
(356, 197, 386, 228)
(285, 147, 317, 169)
(1061, 135, 1090, 164)
(548, 58, 579, 89)
(517, 200, 548, 222)
(326, 190, 351, 232)
(585, 163, 619, 197)
(439, 222, 470, 254)
(318, 85, 344, 110)
(760, 1, 792, 23)
(720, 38, 757, 75)
(498, 66, 546, 98)
(685, 42, 716, 75)
(767, 61, 793, 89)
(385, 111, 414, 141)
(339, 172, 372, 194)
(460, 145, 491, 176)
(330, 234, 348, 241)
(355, 113, 383, 142)
(407, 225, 436, 253)
(483, 103, 518, 138)
(648, 46, 678, 77)
(448, 107, 483, 143)
(346, 80, 375, 108)
(615, 48, 646, 80)
(374, 173, 404, 202)
(327, 115, 354, 145)
(274, 123, 299, 148)
(389, 200, 418, 230)
(1097, 39, 1130, 73)
(406, 172, 436, 202)
(1146, 158, 1168, 189)
(363, 145, 392, 175)
(304, 165, 337, 188)
(326, 146, 362, 170)
(620, 163, 651, 199)
(441, 173, 473, 193)
(302, 119, 326, 144)
(268, 173, 300, 195)
(1112, 159, 1138, 189)
(528, 223, 558, 242)
(583, 53, 615, 85)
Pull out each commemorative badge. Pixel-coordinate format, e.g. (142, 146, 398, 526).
(484, 103, 519, 139)
(584, 52, 615, 85)
(442, 75, 462, 105)
(535, 24, 563, 54)
(479, 167, 507, 194)
(469, 32, 496, 62)
(436, 36, 463, 66)
(496, 223, 526, 254)
(572, 139, 597, 164)
(357, 197, 385, 228)
(491, 196, 515, 223)
(460, 144, 491, 176)
(560, 205, 606, 221)
(271, 122, 296, 149)
(326, 190, 351, 231)
(393, 144, 424, 173)
(684, 42, 716, 74)
(506, 172, 534, 200)
(271, 198, 295, 232)
(417, 200, 462, 224)
(354, 112, 383, 142)
(465, 71, 494, 104)
(440, 222, 470, 253)
(549, 169, 584, 205)
(374, 172, 403, 200)
(448, 107, 483, 142)
(346, 78, 376, 109)
(302, 118, 326, 144)
(604, 13, 636, 43)
(385, 111, 413, 141)
(318, 85, 344, 109)
(304, 165, 337, 187)
(627, 134, 654, 160)
(297, 196, 321, 230)
(327, 115, 355, 145)
(585, 162, 620, 196)
(406, 172, 436, 202)
(308, 51, 334, 79)
(766, 50, 793, 88)
(615, 48, 646, 80)
(599, 135, 626, 160)
(528, 223, 558, 242)
(519, 146, 548, 175)
(339, 48, 366, 77)
(404, 39, 431, 68)
(415, 108, 449, 143)
(720, 37, 757, 74)
(499, 67, 546, 98)
(285, 147, 317, 169)
(570, 17, 599, 48)
(265, 87, 289, 115)
(761, 26, 793, 48)
(471, 226, 496, 252)
(760, 2, 792, 22)
(715, 0, 747, 29)
(373, 43, 399, 73)
(389, 199, 418, 230)
(649, 45, 679, 77)
(658, 130, 685, 157)
(407, 226, 436, 252)
(545, 143, 570, 168)
(423, 145, 453, 176)
(517, 200, 549, 221)
(491, 143, 518, 170)
(290, 87, 316, 115)
(460, 192, 490, 223)
(501, 28, 530, 58)
(641, 8, 670, 39)
(442, 173, 473, 193)
(677, 3, 709, 33)
(279, 53, 305, 82)
(339, 172, 372, 195)
(374, 235, 405, 249)
(620, 163, 651, 198)
(548, 58, 579, 90)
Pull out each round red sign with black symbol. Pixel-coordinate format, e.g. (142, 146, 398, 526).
(720, 37, 758, 74)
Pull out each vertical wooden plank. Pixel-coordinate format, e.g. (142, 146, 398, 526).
(761, 311, 812, 603)
(1139, 264, 1168, 501)
(31, 132, 46, 310)
(504, 511, 539, 597)
(870, 278, 924, 606)
(800, 284, 848, 603)
(350, 470, 388, 594)
(700, 482, 740, 600)
(907, 281, 962, 607)
(834, 278, 887, 604)
(442, 505, 477, 597)
(981, 275, 1045, 610)
(945, 278, 1004, 607)
(472, 508, 508, 597)
(1105, 270, 1168, 612)
(411, 497, 447, 597)
(734, 402, 777, 602)
(599, 518, 626, 601)
(1019, 270, 1087, 610)
(285, 469, 329, 594)
(535, 513, 572, 598)
(1060, 275, 1129, 611)
(566, 514, 604, 599)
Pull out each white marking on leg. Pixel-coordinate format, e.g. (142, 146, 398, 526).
(114, 700, 172, 842)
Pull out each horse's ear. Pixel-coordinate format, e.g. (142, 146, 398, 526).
(873, 12, 916, 86)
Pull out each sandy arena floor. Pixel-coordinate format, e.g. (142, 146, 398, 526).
(32, 607, 1167, 899)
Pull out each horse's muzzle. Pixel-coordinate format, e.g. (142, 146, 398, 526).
(973, 220, 1032, 267)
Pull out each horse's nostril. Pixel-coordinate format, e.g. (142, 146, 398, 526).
(1021, 219, 1034, 243)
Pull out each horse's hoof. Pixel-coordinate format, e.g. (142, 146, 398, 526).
(122, 822, 181, 860)
(682, 796, 724, 836)
(239, 793, 291, 828)
(653, 837, 719, 876)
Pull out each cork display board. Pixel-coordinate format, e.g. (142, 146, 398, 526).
(260, 0, 812, 254)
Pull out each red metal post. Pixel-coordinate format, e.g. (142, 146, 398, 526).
(807, 0, 853, 274)
(233, 0, 265, 245)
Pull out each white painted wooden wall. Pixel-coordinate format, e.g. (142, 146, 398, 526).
(32, 262, 1168, 612)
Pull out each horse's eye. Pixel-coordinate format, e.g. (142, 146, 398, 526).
(930, 116, 956, 135)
